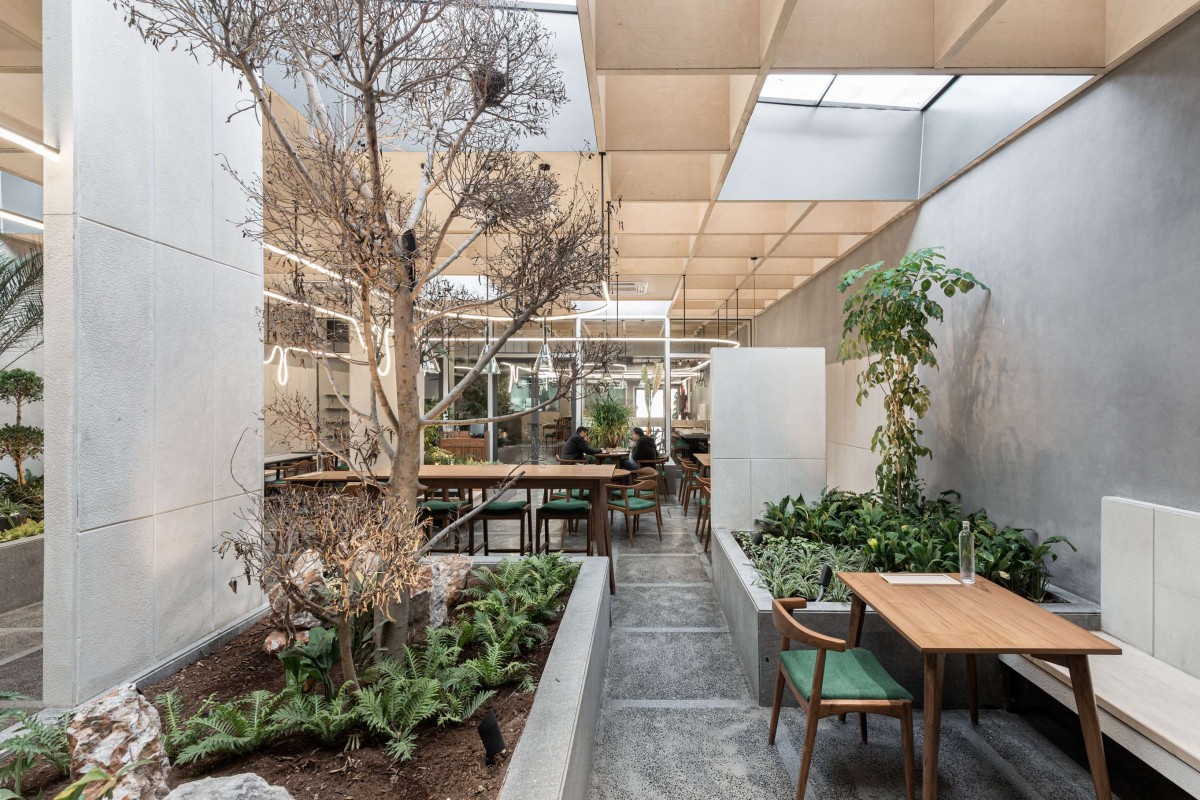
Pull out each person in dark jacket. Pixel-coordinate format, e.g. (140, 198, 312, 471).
(630, 427, 658, 465)
(562, 426, 602, 462)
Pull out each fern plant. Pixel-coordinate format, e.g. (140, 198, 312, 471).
(273, 684, 361, 747)
(356, 657, 443, 762)
(169, 691, 284, 765)
(0, 707, 70, 794)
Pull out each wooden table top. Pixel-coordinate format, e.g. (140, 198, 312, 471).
(838, 573, 1122, 656)
(264, 452, 316, 465)
(287, 464, 616, 485)
(694, 453, 711, 467)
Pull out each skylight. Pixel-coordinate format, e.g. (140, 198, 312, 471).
(759, 74, 834, 106)
(759, 74, 954, 111)
(821, 75, 952, 110)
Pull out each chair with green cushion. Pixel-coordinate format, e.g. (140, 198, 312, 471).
(606, 478, 662, 544)
(418, 488, 474, 553)
(476, 488, 533, 556)
(535, 492, 591, 555)
(768, 597, 915, 800)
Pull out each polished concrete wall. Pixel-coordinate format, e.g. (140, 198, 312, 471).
(751, 13, 1200, 601)
(44, 0, 264, 703)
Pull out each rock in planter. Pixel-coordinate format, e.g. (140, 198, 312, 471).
(67, 684, 171, 800)
(166, 773, 293, 799)
(407, 554, 473, 640)
(263, 628, 309, 655)
(266, 549, 324, 628)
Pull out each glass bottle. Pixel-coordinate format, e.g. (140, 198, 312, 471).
(959, 520, 976, 584)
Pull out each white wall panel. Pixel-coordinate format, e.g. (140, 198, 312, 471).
(1099, 497, 1154, 652)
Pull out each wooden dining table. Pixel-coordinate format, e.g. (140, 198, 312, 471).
(287, 464, 619, 593)
(838, 573, 1121, 800)
(693, 452, 711, 473)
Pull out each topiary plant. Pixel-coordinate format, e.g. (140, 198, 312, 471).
(588, 395, 631, 449)
(0, 369, 43, 487)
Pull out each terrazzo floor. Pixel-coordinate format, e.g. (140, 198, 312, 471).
(583, 497, 1118, 800)
(0, 602, 42, 705)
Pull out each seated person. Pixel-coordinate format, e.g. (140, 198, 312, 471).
(630, 426, 658, 465)
(562, 426, 602, 463)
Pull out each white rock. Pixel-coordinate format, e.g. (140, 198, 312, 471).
(165, 773, 294, 799)
(67, 684, 171, 800)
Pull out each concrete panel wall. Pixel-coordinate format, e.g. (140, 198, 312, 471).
(751, 13, 1200, 601)
(825, 358, 884, 494)
(43, 0, 264, 704)
(709, 347, 825, 530)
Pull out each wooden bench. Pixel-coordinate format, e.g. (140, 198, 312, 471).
(1002, 497, 1200, 796)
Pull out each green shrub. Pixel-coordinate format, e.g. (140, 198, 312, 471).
(0, 519, 42, 543)
(0, 704, 70, 794)
(749, 489, 1072, 602)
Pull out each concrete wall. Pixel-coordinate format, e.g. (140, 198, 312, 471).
(709, 347, 824, 530)
(751, 13, 1200, 601)
(43, 0, 264, 704)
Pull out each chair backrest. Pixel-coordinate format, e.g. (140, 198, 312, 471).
(556, 454, 584, 465)
(770, 598, 847, 653)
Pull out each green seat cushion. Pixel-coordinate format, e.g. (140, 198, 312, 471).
(333, 463, 350, 471)
(265, 480, 289, 487)
(419, 499, 469, 513)
(699, 496, 708, 507)
(479, 500, 529, 514)
(609, 496, 656, 511)
(553, 488, 589, 499)
(780, 648, 911, 702)
(539, 499, 590, 513)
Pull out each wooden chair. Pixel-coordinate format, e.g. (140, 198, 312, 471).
(637, 455, 671, 496)
(768, 598, 915, 800)
(607, 478, 662, 543)
(419, 487, 475, 553)
(695, 476, 712, 551)
(679, 459, 703, 513)
(535, 490, 591, 555)
(476, 488, 534, 556)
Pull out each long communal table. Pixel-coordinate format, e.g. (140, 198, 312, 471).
(838, 572, 1122, 799)
(287, 463, 618, 593)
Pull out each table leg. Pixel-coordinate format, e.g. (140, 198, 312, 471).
(1067, 655, 1112, 800)
(847, 594, 866, 647)
(922, 653, 945, 800)
(588, 479, 616, 594)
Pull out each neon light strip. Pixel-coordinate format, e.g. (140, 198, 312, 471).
(0, 125, 59, 161)
(0, 209, 43, 230)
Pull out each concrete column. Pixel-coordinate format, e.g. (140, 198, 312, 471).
(43, 0, 264, 704)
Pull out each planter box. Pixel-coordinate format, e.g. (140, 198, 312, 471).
(0, 534, 43, 615)
(712, 528, 1100, 708)
(499, 556, 611, 800)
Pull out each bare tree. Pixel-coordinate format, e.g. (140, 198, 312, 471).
(119, 0, 618, 515)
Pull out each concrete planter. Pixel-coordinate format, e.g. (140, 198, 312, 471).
(498, 556, 611, 800)
(712, 528, 1100, 708)
(0, 534, 43, 615)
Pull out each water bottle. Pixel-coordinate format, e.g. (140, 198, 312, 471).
(959, 520, 976, 584)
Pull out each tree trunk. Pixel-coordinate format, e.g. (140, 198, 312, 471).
(381, 292, 424, 655)
(336, 616, 358, 690)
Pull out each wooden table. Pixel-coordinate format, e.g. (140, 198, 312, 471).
(593, 450, 629, 464)
(694, 453, 711, 473)
(288, 464, 619, 593)
(264, 452, 317, 480)
(838, 573, 1121, 800)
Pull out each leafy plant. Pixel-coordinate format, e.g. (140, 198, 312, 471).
(0, 370, 42, 488)
(278, 626, 338, 698)
(750, 488, 1071, 602)
(588, 396, 631, 449)
(273, 684, 361, 747)
(0, 707, 70, 794)
(838, 248, 987, 508)
(0, 474, 43, 521)
(164, 691, 284, 765)
(0, 248, 43, 368)
(52, 759, 154, 800)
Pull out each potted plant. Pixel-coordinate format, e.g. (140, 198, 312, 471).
(588, 396, 631, 449)
(0, 498, 29, 531)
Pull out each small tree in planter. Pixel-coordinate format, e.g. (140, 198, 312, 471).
(0, 369, 43, 487)
(838, 248, 986, 509)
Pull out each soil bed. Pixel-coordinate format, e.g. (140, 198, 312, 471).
(19, 610, 562, 800)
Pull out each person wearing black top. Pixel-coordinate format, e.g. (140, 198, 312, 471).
(630, 427, 657, 465)
(562, 426, 602, 462)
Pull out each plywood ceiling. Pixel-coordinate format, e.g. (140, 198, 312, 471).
(575, 0, 1200, 327)
(0, 0, 43, 185)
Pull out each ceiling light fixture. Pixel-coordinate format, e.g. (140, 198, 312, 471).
(0, 209, 43, 231)
(0, 125, 60, 161)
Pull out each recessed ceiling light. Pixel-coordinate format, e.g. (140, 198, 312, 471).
(0, 125, 60, 161)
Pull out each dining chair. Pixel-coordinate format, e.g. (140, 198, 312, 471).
(695, 476, 712, 551)
(535, 490, 591, 555)
(768, 598, 915, 800)
(679, 460, 703, 513)
(607, 478, 662, 543)
(476, 488, 534, 555)
(419, 487, 475, 553)
(638, 455, 671, 496)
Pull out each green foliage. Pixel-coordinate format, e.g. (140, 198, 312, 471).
(52, 759, 154, 800)
(0, 474, 42, 521)
(838, 248, 987, 508)
(588, 396, 631, 449)
(0, 370, 42, 411)
(279, 627, 338, 698)
(0, 707, 70, 794)
(0, 518, 40, 543)
(0, 249, 43, 367)
(273, 684, 360, 746)
(749, 488, 1072, 602)
(160, 691, 285, 765)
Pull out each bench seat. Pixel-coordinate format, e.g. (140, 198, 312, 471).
(1001, 632, 1200, 796)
